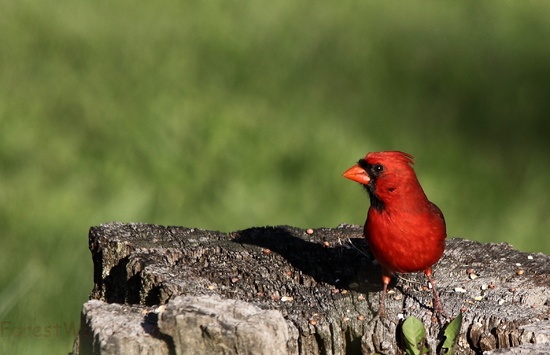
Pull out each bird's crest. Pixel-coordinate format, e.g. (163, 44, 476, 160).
(365, 151, 415, 167)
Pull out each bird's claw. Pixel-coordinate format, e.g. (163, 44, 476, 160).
(431, 298, 448, 324)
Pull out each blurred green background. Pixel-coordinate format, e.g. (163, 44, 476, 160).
(1, 0, 549, 353)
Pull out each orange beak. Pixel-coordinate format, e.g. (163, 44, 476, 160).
(342, 164, 371, 185)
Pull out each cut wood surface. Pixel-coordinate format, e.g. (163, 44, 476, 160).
(72, 223, 550, 355)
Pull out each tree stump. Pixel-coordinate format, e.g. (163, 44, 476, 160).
(72, 223, 550, 354)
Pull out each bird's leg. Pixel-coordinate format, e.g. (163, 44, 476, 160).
(424, 267, 446, 318)
(375, 274, 392, 318)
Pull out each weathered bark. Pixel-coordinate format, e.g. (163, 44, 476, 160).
(158, 295, 289, 355)
(73, 300, 171, 355)
(73, 222, 550, 354)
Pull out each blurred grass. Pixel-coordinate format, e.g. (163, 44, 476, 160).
(1, 0, 549, 353)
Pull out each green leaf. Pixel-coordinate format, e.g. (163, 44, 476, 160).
(402, 316, 429, 355)
(441, 312, 463, 354)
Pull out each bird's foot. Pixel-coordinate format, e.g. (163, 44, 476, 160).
(368, 302, 387, 323)
(431, 297, 448, 324)
(374, 306, 385, 319)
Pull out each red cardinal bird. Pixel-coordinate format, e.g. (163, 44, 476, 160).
(342, 151, 446, 317)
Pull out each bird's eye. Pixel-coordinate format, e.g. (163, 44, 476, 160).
(372, 164, 384, 174)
